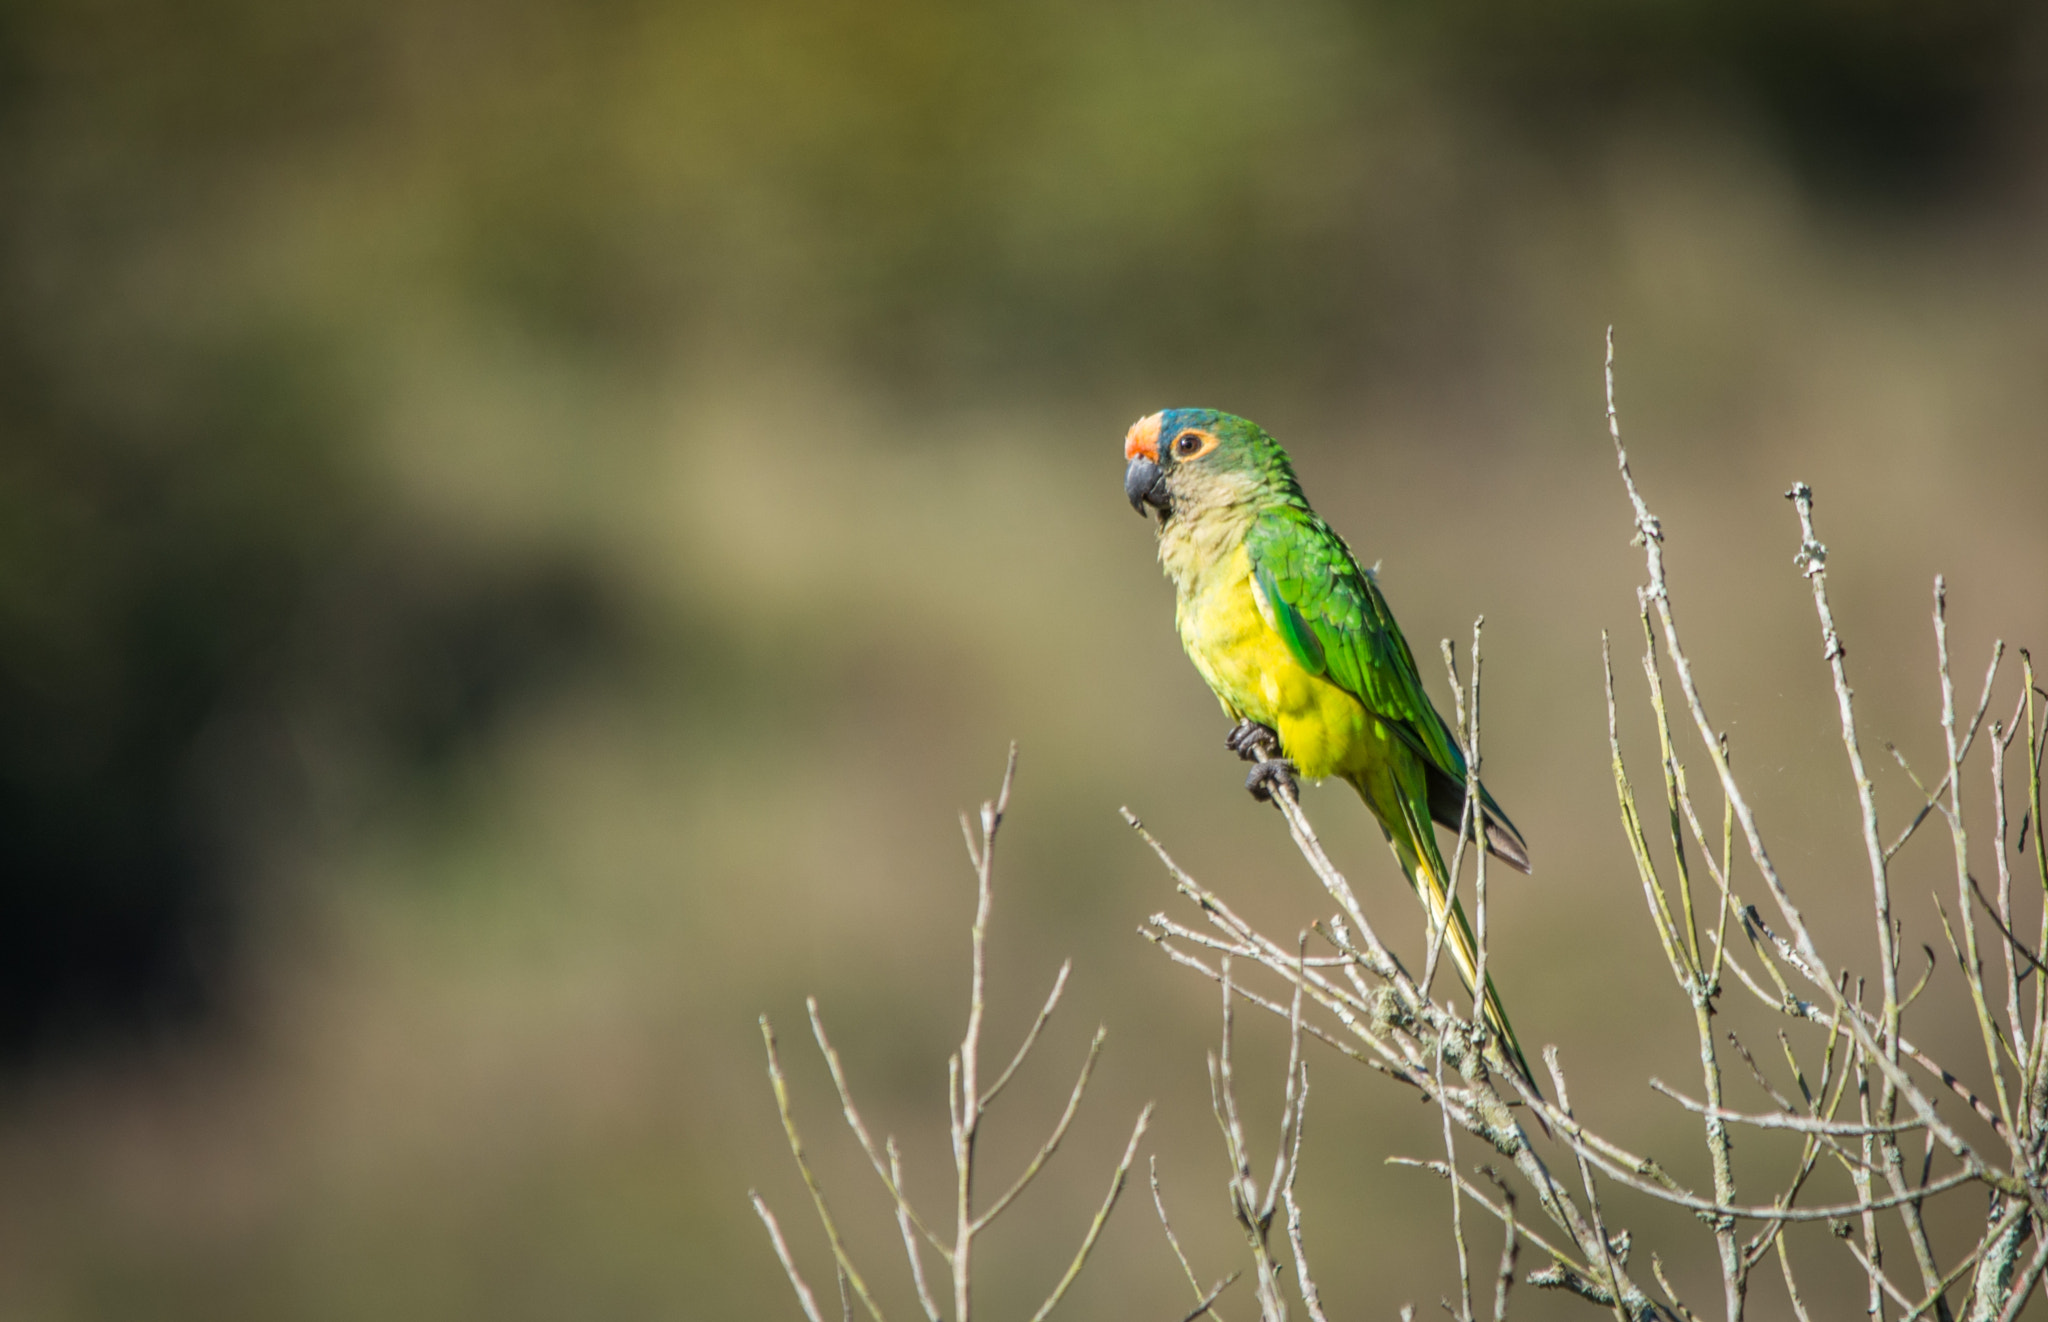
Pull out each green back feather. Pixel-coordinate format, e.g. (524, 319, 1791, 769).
(1244, 503, 1466, 781)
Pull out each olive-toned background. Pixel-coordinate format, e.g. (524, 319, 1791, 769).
(2, 2, 2046, 1317)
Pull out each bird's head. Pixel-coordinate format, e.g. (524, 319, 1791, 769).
(1123, 408, 1295, 525)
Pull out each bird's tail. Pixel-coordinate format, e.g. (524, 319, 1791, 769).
(1358, 774, 1541, 1100)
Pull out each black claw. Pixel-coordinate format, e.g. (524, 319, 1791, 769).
(1225, 720, 1280, 763)
(1246, 758, 1297, 803)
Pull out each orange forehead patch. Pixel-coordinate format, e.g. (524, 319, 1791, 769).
(1124, 413, 1162, 462)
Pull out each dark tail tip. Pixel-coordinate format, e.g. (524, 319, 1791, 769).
(1485, 819, 1532, 875)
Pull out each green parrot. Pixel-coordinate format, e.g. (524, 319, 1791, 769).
(1124, 407, 1536, 1090)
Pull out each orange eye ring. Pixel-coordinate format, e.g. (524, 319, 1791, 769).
(1172, 429, 1218, 461)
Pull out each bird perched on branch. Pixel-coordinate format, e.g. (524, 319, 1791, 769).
(1123, 408, 1535, 1090)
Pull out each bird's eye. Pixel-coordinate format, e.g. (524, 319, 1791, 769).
(1173, 431, 1205, 458)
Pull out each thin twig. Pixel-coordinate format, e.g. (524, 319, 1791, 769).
(1154, 1158, 1231, 1322)
(1182, 1272, 1245, 1322)
(983, 961, 1073, 1109)
(1387, 1158, 1583, 1281)
(1026, 1102, 1154, 1322)
(1648, 1079, 1924, 1135)
(1142, 927, 1379, 1069)
(1787, 482, 1899, 1047)
(1440, 1036, 1476, 1322)
(1841, 1236, 1915, 1311)
(2025, 652, 2048, 1122)
(974, 1027, 1107, 1231)
(1776, 1230, 1816, 1322)
(1647, 1255, 1700, 1322)
(1481, 1167, 1519, 1322)
(1609, 619, 1744, 1314)
(1544, 1048, 1629, 1322)
(761, 1017, 889, 1322)
(1787, 481, 1958, 1308)
(808, 1000, 951, 1257)
(1285, 1167, 1330, 1322)
(1469, 620, 1492, 1069)
(1935, 582, 2016, 1143)
(889, 1141, 944, 1322)
(751, 1192, 829, 1322)
(1210, 958, 1289, 1322)
(1426, 641, 1474, 1002)
(1282, 941, 1329, 1322)
(1884, 652, 2006, 862)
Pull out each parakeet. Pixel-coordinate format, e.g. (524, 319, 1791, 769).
(1123, 407, 1536, 1090)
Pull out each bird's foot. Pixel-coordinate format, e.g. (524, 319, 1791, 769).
(1245, 757, 1298, 804)
(1225, 720, 1281, 764)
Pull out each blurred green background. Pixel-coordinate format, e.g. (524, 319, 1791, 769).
(3, 1, 2047, 1317)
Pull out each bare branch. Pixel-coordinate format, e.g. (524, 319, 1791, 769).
(1481, 1167, 1519, 1322)
(888, 1141, 944, 1322)
(1141, 927, 1380, 1069)
(1606, 330, 1985, 1173)
(1647, 1255, 1700, 1322)
(983, 961, 1072, 1111)
(760, 1017, 890, 1322)
(1154, 1157, 1229, 1322)
(1182, 1272, 1245, 1322)
(1026, 1102, 1154, 1322)
(1440, 1038, 1476, 1322)
(1787, 482, 1900, 1043)
(758, 750, 1146, 1322)
(1388, 1158, 1584, 1282)
(1776, 1232, 1816, 1322)
(1259, 781, 1419, 1007)
(1841, 1235, 1915, 1312)
(1884, 648, 2006, 862)
(1209, 957, 1290, 1322)
(1934, 581, 2018, 1144)
(751, 1192, 829, 1322)
(1552, 1120, 1981, 1219)
(1261, 947, 1310, 1229)
(807, 1000, 951, 1258)
(1648, 1079, 1923, 1136)
(1285, 1177, 1330, 1322)
(974, 1026, 1107, 1231)
(1543, 1048, 1629, 1322)
(1279, 948, 1326, 1322)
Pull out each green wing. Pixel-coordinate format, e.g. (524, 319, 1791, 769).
(1244, 504, 1530, 868)
(1246, 504, 1466, 780)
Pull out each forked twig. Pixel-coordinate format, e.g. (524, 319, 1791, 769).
(756, 748, 1149, 1322)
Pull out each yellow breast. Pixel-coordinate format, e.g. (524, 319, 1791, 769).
(1171, 544, 1380, 782)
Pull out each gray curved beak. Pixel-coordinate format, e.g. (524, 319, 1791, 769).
(1125, 457, 1168, 516)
